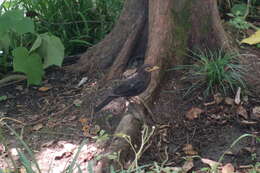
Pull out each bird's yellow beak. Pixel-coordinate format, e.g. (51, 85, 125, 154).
(147, 66, 160, 72)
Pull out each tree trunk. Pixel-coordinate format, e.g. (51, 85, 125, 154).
(69, 0, 260, 171)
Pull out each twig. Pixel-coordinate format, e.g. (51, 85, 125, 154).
(27, 104, 74, 126)
(0, 74, 27, 88)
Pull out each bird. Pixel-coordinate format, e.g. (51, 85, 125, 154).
(94, 64, 159, 112)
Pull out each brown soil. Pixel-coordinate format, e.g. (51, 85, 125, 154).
(0, 61, 260, 172)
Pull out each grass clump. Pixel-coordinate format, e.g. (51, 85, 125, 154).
(172, 49, 246, 97)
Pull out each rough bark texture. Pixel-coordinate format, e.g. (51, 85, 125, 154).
(72, 0, 148, 73)
(189, 0, 236, 51)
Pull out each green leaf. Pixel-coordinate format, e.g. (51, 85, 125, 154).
(14, 17, 35, 35)
(231, 4, 247, 16)
(0, 95, 7, 101)
(2, 9, 24, 20)
(12, 47, 44, 85)
(0, 16, 12, 34)
(29, 35, 42, 53)
(0, 9, 34, 35)
(37, 33, 64, 69)
(0, 33, 10, 51)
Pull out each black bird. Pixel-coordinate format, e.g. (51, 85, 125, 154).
(94, 64, 159, 112)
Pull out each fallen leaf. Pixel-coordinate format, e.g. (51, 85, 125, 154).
(201, 158, 221, 168)
(186, 107, 204, 120)
(183, 144, 198, 156)
(73, 99, 82, 107)
(241, 30, 260, 45)
(224, 97, 234, 105)
(38, 86, 52, 92)
(240, 120, 257, 125)
(234, 87, 241, 105)
(0, 144, 5, 153)
(182, 159, 194, 172)
(32, 123, 43, 131)
(214, 93, 223, 104)
(77, 77, 88, 87)
(67, 115, 77, 121)
(79, 117, 89, 124)
(222, 163, 235, 173)
(252, 106, 260, 119)
(236, 106, 248, 119)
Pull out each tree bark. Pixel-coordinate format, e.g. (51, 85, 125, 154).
(70, 0, 260, 170)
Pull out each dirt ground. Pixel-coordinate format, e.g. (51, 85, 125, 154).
(0, 53, 260, 172)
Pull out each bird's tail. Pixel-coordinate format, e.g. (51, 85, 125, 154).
(94, 96, 118, 112)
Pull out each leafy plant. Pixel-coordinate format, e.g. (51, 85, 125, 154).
(170, 49, 246, 97)
(17, 0, 123, 55)
(227, 3, 251, 30)
(0, 9, 64, 85)
(227, 1, 259, 30)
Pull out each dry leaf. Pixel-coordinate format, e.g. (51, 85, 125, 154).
(224, 97, 234, 105)
(222, 163, 235, 173)
(183, 144, 198, 155)
(234, 87, 241, 105)
(240, 120, 257, 125)
(252, 106, 260, 119)
(214, 93, 223, 104)
(186, 107, 204, 120)
(32, 123, 43, 131)
(38, 86, 52, 92)
(77, 77, 88, 87)
(241, 30, 260, 45)
(236, 106, 248, 119)
(201, 158, 221, 168)
(182, 159, 194, 172)
(67, 115, 77, 121)
(73, 99, 82, 107)
(79, 117, 89, 124)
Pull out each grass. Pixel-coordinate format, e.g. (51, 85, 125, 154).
(170, 49, 246, 97)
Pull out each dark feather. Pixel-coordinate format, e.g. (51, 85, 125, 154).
(95, 64, 155, 112)
(94, 96, 118, 112)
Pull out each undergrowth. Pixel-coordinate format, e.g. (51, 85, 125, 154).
(170, 49, 246, 97)
(16, 0, 123, 55)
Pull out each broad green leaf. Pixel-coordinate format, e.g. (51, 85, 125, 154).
(14, 17, 35, 35)
(38, 33, 64, 69)
(0, 33, 10, 51)
(241, 30, 260, 45)
(12, 47, 44, 85)
(29, 35, 42, 53)
(2, 9, 24, 20)
(0, 16, 12, 33)
(0, 9, 34, 35)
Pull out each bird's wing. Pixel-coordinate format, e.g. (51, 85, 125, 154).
(113, 78, 147, 97)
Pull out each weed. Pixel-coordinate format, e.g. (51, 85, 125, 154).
(116, 124, 155, 171)
(170, 49, 246, 97)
